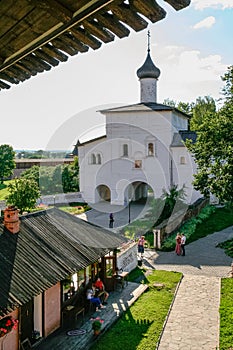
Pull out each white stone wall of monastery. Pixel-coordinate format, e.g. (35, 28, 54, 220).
(79, 108, 200, 205)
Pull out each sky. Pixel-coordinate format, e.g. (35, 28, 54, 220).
(0, 0, 232, 151)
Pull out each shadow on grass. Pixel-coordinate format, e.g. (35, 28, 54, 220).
(92, 308, 153, 350)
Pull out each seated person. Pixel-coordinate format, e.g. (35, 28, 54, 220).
(86, 286, 106, 312)
(93, 277, 109, 304)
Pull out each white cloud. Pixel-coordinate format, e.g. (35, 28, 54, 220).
(192, 0, 233, 10)
(158, 47, 228, 103)
(192, 16, 216, 29)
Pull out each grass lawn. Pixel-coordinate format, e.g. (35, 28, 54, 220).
(219, 278, 233, 349)
(90, 269, 182, 350)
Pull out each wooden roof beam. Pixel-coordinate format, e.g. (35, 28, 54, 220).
(34, 48, 60, 67)
(110, 2, 148, 32)
(164, 0, 191, 11)
(28, 0, 73, 23)
(59, 32, 89, 53)
(23, 54, 52, 72)
(0, 72, 20, 85)
(70, 26, 102, 50)
(95, 12, 130, 38)
(6, 65, 30, 81)
(0, 79, 11, 89)
(51, 38, 79, 56)
(130, 0, 166, 23)
(42, 43, 69, 62)
(82, 19, 115, 43)
(15, 62, 37, 77)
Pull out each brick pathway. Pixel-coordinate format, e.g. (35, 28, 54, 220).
(144, 226, 233, 350)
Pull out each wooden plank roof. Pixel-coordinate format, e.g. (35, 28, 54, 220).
(0, 0, 191, 91)
(0, 207, 126, 316)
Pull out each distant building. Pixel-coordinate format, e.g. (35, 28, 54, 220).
(78, 41, 200, 206)
(13, 158, 74, 177)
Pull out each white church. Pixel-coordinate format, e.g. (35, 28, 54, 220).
(78, 39, 201, 207)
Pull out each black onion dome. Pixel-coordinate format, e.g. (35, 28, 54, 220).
(137, 51, 160, 79)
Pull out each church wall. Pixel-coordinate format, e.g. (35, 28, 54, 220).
(79, 108, 199, 205)
(171, 146, 200, 203)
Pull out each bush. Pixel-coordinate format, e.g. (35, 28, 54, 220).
(161, 205, 216, 251)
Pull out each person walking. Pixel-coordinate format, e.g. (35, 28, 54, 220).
(138, 235, 146, 258)
(175, 233, 182, 255)
(181, 233, 186, 256)
(109, 213, 114, 228)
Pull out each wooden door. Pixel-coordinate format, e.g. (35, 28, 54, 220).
(20, 299, 33, 344)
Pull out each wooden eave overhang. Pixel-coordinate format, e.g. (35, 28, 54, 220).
(0, 0, 190, 91)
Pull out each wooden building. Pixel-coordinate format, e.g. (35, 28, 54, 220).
(0, 206, 126, 349)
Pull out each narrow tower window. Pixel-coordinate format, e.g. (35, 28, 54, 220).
(91, 153, 96, 164)
(123, 144, 128, 157)
(97, 154, 101, 164)
(148, 143, 154, 156)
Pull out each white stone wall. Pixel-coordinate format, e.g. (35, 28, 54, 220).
(79, 108, 200, 205)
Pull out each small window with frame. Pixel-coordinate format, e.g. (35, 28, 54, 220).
(148, 142, 154, 156)
(180, 156, 186, 165)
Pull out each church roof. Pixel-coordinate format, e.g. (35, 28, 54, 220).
(100, 102, 190, 118)
(171, 130, 197, 147)
(137, 51, 160, 79)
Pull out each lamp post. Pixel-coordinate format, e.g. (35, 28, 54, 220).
(53, 195, 55, 207)
(128, 199, 131, 224)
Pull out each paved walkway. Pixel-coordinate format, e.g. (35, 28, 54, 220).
(143, 226, 233, 350)
(78, 205, 233, 349)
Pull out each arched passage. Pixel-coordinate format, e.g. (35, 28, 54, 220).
(125, 181, 154, 203)
(96, 184, 111, 202)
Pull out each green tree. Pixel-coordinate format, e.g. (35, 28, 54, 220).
(0, 144, 15, 183)
(177, 101, 194, 115)
(190, 96, 216, 131)
(62, 157, 79, 193)
(39, 166, 55, 194)
(186, 102, 233, 204)
(7, 178, 40, 213)
(221, 65, 233, 103)
(21, 165, 40, 185)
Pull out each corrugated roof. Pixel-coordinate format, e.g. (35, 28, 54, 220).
(0, 208, 125, 316)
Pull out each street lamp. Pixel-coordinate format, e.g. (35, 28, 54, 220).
(128, 199, 131, 224)
(53, 195, 56, 207)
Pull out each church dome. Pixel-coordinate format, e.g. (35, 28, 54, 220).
(137, 51, 160, 79)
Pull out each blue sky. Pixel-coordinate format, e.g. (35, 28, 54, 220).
(1, 0, 232, 151)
